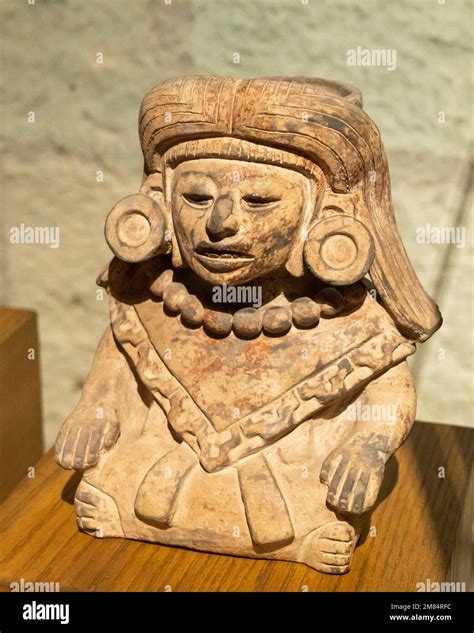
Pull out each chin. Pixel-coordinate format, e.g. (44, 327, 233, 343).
(191, 261, 257, 287)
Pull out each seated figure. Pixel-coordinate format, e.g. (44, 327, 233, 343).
(55, 76, 442, 574)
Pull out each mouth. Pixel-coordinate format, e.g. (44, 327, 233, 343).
(194, 245, 254, 272)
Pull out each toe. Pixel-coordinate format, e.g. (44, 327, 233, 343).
(75, 503, 94, 518)
(321, 521, 354, 542)
(75, 490, 99, 508)
(320, 551, 352, 567)
(77, 517, 99, 533)
(75, 481, 102, 509)
(319, 537, 353, 555)
(315, 562, 351, 575)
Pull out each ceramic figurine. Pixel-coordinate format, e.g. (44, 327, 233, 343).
(55, 76, 442, 574)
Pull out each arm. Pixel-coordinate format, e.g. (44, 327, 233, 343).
(320, 361, 416, 514)
(55, 326, 127, 470)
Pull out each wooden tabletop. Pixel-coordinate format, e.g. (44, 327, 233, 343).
(0, 307, 43, 502)
(0, 421, 472, 592)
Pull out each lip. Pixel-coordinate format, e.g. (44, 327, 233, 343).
(194, 246, 254, 272)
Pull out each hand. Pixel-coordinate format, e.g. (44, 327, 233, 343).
(55, 414, 120, 470)
(320, 444, 385, 514)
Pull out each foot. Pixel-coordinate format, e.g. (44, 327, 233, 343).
(299, 521, 355, 574)
(74, 480, 124, 538)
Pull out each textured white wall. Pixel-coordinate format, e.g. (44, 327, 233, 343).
(1, 0, 472, 447)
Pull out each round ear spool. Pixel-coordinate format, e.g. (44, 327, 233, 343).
(304, 215, 375, 285)
(105, 194, 166, 263)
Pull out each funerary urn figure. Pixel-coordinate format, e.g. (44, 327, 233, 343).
(55, 76, 442, 574)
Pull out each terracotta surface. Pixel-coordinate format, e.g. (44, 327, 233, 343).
(54, 76, 442, 574)
(3, 422, 471, 592)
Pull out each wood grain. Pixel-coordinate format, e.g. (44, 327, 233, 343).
(0, 307, 43, 502)
(0, 421, 471, 592)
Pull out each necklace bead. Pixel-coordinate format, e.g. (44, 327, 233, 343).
(149, 268, 362, 338)
(181, 294, 204, 326)
(150, 268, 173, 298)
(233, 308, 262, 338)
(163, 282, 187, 312)
(262, 306, 292, 335)
(203, 310, 233, 336)
(315, 288, 344, 318)
(291, 297, 321, 327)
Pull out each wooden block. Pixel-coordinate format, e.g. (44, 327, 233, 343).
(0, 307, 43, 502)
(0, 421, 471, 592)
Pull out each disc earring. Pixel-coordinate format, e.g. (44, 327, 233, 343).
(105, 194, 167, 263)
(304, 215, 374, 285)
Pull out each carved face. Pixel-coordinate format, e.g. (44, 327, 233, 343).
(169, 158, 311, 285)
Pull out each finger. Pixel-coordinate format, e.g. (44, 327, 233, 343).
(351, 469, 370, 514)
(337, 466, 360, 511)
(327, 458, 349, 505)
(54, 425, 72, 467)
(103, 419, 120, 449)
(82, 429, 102, 468)
(363, 469, 384, 510)
(320, 451, 343, 484)
(54, 423, 68, 451)
(60, 425, 82, 469)
(54, 430, 68, 466)
(344, 468, 363, 513)
(73, 427, 92, 469)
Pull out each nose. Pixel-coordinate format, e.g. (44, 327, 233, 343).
(206, 195, 239, 240)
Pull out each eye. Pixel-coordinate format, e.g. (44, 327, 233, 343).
(242, 195, 280, 208)
(182, 193, 213, 208)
